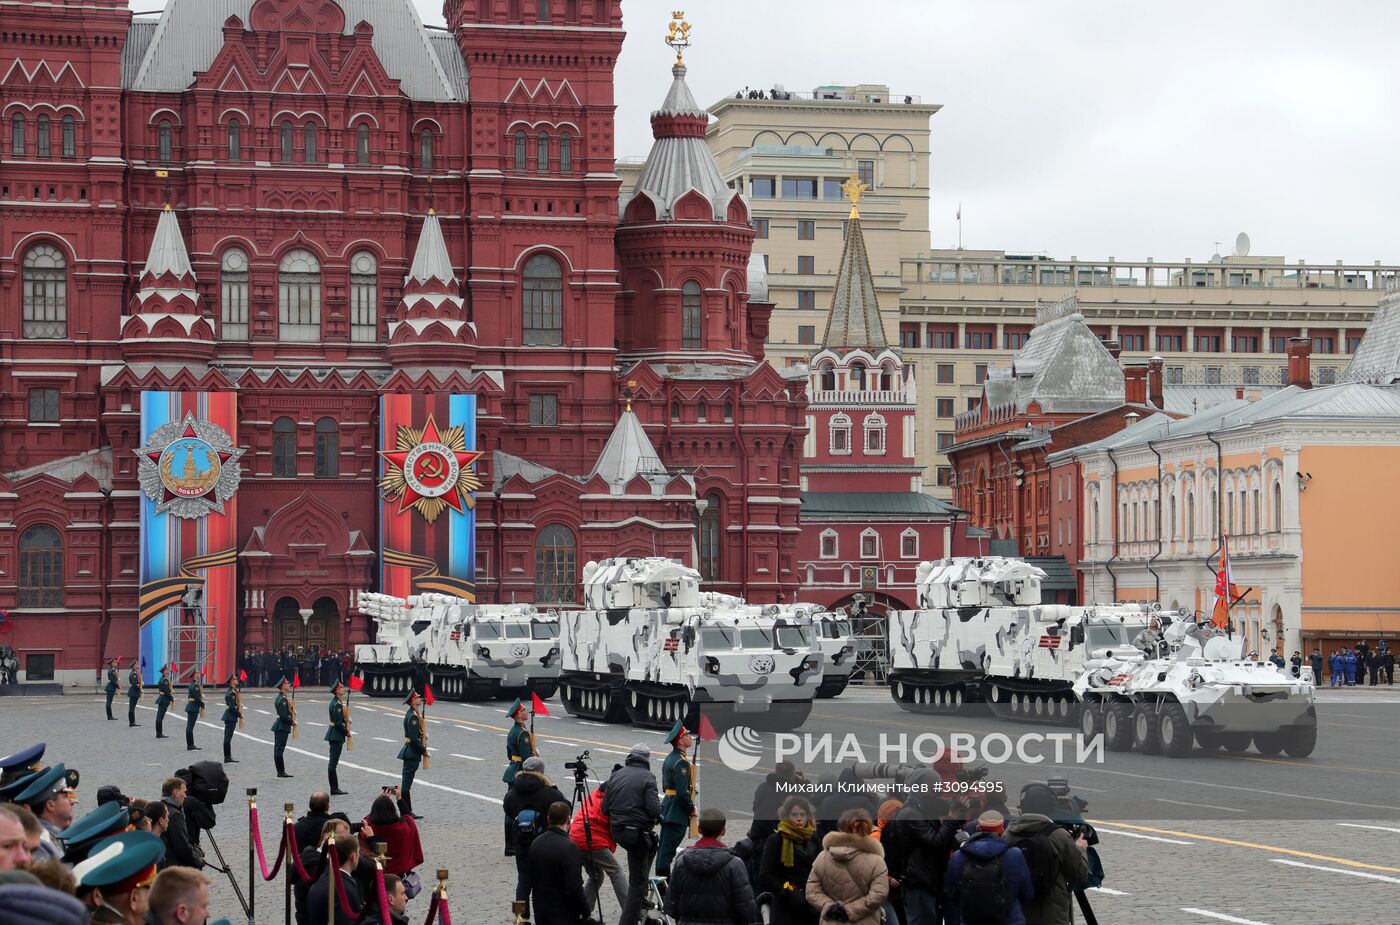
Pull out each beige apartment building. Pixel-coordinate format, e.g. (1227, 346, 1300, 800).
(617, 83, 1400, 499)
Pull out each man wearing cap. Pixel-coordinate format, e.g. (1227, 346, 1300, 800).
(655, 720, 695, 878)
(502, 697, 536, 853)
(73, 830, 165, 925)
(104, 658, 121, 721)
(396, 689, 425, 819)
(221, 675, 242, 764)
(154, 665, 174, 739)
(127, 663, 143, 727)
(1005, 784, 1089, 925)
(326, 680, 349, 796)
(61, 801, 135, 865)
(0, 742, 45, 788)
(272, 677, 295, 778)
(16, 763, 75, 862)
(943, 810, 1032, 925)
(183, 675, 205, 751)
(602, 744, 662, 925)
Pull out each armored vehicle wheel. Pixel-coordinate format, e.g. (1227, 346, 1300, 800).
(1133, 706, 1161, 755)
(1103, 704, 1134, 752)
(1252, 731, 1286, 756)
(1156, 703, 1193, 757)
(1194, 730, 1222, 751)
(1079, 703, 1102, 739)
(1218, 733, 1252, 753)
(1282, 723, 1317, 758)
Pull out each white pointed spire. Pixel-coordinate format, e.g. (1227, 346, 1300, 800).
(590, 408, 668, 485)
(142, 206, 194, 280)
(406, 210, 456, 286)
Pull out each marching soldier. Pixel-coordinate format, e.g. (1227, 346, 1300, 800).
(397, 689, 426, 819)
(655, 719, 695, 877)
(272, 676, 295, 778)
(126, 664, 143, 727)
(221, 674, 242, 763)
(184, 674, 205, 750)
(326, 680, 349, 795)
(154, 665, 174, 738)
(104, 658, 120, 721)
(502, 697, 537, 853)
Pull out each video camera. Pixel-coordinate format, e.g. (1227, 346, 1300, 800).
(565, 751, 590, 781)
(1044, 777, 1097, 846)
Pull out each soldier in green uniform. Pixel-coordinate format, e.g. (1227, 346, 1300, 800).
(501, 697, 537, 853)
(221, 674, 242, 763)
(154, 665, 174, 738)
(72, 829, 165, 925)
(126, 665, 143, 727)
(103, 658, 120, 721)
(183, 674, 205, 750)
(397, 689, 425, 819)
(272, 676, 295, 778)
(326, 680, 349, 795)
(655, 719, 695, 877)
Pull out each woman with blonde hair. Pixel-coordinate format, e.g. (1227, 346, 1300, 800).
(805, 808, 891, 925)
(761, 795, 821, 925)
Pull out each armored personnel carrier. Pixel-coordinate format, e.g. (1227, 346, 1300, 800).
(812, 611, 857, 698)
(354, 591, 560, 701)
(887, 557, 1155, 723)
(1074, 618, 1318, 757)
(558, 557, 826, 730)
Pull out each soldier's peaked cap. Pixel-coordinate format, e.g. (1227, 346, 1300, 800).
(665, 719, 689, 744)
(403, 689, 420, 704)
(59, 801, 129, 864)
(14, 763, 70, 806)
(73, 831, 165, 893)
(329, 680, 344, 692)
(0, 742, 45, 774)
(505, 697, 526, 715)
(0, 770, 41, 801)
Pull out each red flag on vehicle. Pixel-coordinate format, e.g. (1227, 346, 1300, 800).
(424, 684, 435, 706)
(293, 670, 301, 690)
(531, 691, 551, 717)
(697, 712, 719, 743)
(348, 674, 364, 692)
(238, 669, 248, 682)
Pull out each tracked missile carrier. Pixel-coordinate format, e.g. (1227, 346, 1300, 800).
(1074, 618, 1318, 757)
(812, 611, 857, 698)
(887, 557, 1155, 723)
(354, 592, 560, 701)
(558, 557, 826, 730)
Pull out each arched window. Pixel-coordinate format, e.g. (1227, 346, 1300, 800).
(829, 413, 852, 454)
(697, 401, 708, 422)
(1252, 487, 1261, 534)
(670, 401, 681, 422)
(1088, 497, 1099, 545)
(514, 130, 527, 171)
(227, 120, 241, 161)
(303, 122, 317, 163)
(863, 413, 886, 454)
(10, 114, 24, 155)
(820, 530, 838, 559)
(36, 115, 50, 157)
(61, 115, 75, 158)
(860, 528, 879, 559)
(559, 132, 572, 172)
(22, 244, 67, 339)
(723, 401, 734, 422)
(537, 132, 549, 171)
(157, 119, 172, 162)
(272, 417, 297, 477)
(278, 249, 322, 342)
(537, 0, 550, 20)
(820, 363, 836, 391)
(699, 492, 723, 580)
(220, 248, 250, 340)
(681, 280, 702, 348)
(18, 524, 63, 607)
(314, 417, 339, 478)
(1272, 480, 1282, 533)
(1186, 492, 1195, 539)
(419, 130, 434, 171)
(356, 124, 370, 165)
(349, 250, 378, 343)
(279, 122, 294, 163)
(1169, 492, 1178, 538)
(534, 524, 577, 603)
(901, 528, 919, 559)
(850, 363, 866, 390)
(521, 253, 563, 345)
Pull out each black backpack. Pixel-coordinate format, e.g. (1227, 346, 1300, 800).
(959, 838, 1013, 925)
(1008, 821, 1061, 897)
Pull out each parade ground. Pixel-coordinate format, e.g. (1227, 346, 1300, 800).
(11, 684, 1400, 925)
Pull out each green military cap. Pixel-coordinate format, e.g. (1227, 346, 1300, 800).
(0, 770, 41, 801)
(60, 801, 130, 864)
(504, 697, 526, 716)
(403, 688, 421, 704)
(329, 680, 344, 693)
(664, 719, 689, 745)
(14, 763, 74, 807)
(73, 831, 165, 894)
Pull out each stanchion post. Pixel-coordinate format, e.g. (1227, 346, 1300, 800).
(284, 802, 295, 925)
(436, 868, 448, 898)
(246, 789, 257, 925)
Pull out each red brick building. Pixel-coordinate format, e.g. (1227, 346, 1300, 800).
(0, 0, 806, 682)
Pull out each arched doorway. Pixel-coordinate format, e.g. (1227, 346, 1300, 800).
(270, 595, 341, 652)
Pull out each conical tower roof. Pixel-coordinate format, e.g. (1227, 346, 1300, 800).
(406, 209, 456, 286)
(590, 407, 669, 486)
(141, 206, 194, 282)
(821, 213, 888, 352)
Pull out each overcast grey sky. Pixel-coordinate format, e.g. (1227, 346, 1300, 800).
(413, 0, 1399, 264)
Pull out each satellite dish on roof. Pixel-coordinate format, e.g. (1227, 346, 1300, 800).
(1235, 232, 1251, 257)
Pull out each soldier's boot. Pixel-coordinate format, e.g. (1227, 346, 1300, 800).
(275, 755, 293, 778)
(186, 727, 200, 750)
(106, 701, 115, 721)
(329, 769, 347, 796)
(224, 743, 235, 763)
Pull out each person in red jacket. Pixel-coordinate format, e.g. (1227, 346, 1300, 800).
(569, 781, 627, 914)
(359, 793, 424, 880)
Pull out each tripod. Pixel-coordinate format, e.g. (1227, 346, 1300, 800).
(569, 758, 606, 925)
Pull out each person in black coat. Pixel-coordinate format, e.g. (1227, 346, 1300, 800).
(293, 792, 360, 852)
(816, 766, 879, 839)
(158, 778, 205, 870)
(307, 835, 364, 925)
(668, 808, 757, 925)
(759, 796, 821, 925)
(525, 802, 593, 925)
(882, 770, 962, 925)
(504, 758, 569, 919)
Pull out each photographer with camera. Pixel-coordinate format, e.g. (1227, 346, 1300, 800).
(505, 756, 569, 920)
(568, 761, 629, 913)
(601, 744, 661, 925)
(157, 778, 205, 871)
(881, 769, 962, 925)
(359, 790, 424, 887)
(1005, 785, 1089, 925)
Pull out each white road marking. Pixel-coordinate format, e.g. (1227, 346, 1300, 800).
(1087, 887, 1131, 896)
(1271, 858, 1400, 884)
(255, 709, 271, 714)
(1152, 797, 1246, 814)
(373, 737, 395, 743)
(450, 753, 484, 761)
(579, 721, 609, 727)
(1337, 823, 1400, 834)
(1182, 909, 1276, 925)
(1093, 826, 1191, 845)
(305, 721, 326, 727)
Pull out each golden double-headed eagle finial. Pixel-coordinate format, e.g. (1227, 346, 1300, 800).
(841, 174, 868, 219)
(665, 11, 691, 65)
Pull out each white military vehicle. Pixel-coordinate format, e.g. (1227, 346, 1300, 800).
(558, 557, 826, 729)
(812, 611, 857, 698)
(355, 591, 560, 701)
(887, 557, 1155, 723)
(1074, 618, 1318, 757)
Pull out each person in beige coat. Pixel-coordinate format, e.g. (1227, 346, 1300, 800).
(805, 809, 891, 925)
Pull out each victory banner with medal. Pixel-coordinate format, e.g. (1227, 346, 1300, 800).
(377, 394, 480, 601)
(136, 392, 244, 684)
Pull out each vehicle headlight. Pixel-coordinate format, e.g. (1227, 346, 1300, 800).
(478, 646, 491, 659)
(704, 656, 720, 675)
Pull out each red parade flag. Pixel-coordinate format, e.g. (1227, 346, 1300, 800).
(424, 684, 435, 706)
(348, 674, 364, 692)
(292, 670, 301, 690)
(531, 691, 551, 717)
(238, 669, 248, 682)
(697, 712, 719, 743)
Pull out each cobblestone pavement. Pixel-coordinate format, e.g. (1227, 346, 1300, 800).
(7, 683, 1400, 925)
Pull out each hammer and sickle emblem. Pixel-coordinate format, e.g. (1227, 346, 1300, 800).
(417, 455, 445, 480)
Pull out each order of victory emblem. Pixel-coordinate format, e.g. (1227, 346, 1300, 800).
(377, 414, 483, 524)
(136, 412, 245, 519)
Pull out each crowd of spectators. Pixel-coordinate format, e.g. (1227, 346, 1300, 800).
(238, 648, 352, 688)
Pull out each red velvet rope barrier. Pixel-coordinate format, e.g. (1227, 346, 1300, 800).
(285, 822, 315, 884)
(248, 805, 288, 881)
(372, 862, 390, 925)
(325, 842, 363, 919)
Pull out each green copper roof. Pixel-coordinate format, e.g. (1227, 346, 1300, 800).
(821, 215, 888, 352)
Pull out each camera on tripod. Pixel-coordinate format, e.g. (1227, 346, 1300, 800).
(1045, 777, 1097, 845)
(565, 751, 590, 780)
